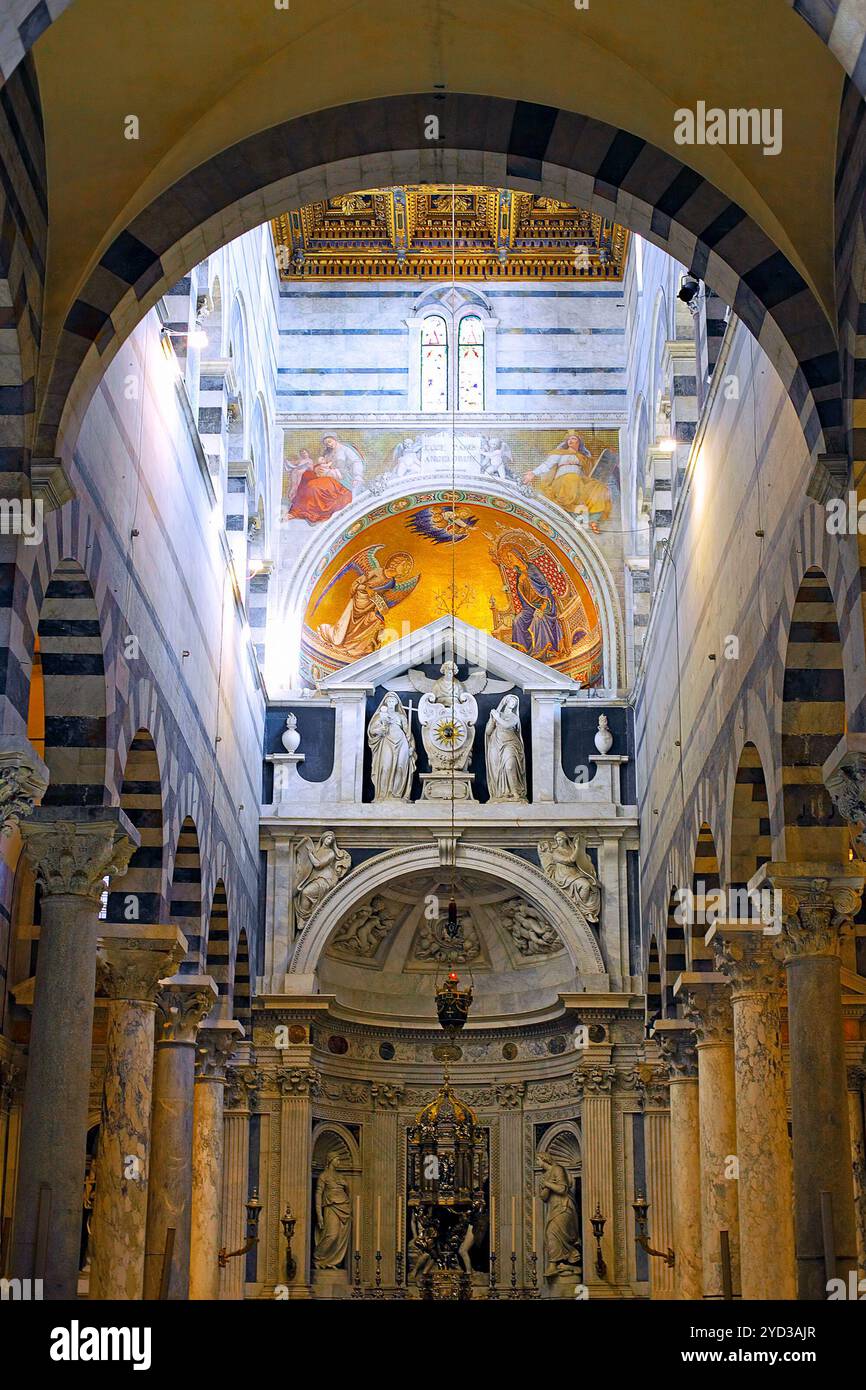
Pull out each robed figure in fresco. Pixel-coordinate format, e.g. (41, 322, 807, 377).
(497, 542, 565, 662)
(315, 546, 420, 660)
(287, 454, 352, 524)
(523, 432, 615, 530)
(313, 1152, 352, 1270)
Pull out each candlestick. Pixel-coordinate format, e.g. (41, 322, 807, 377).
(511, 1194, 516, 1253)
(376, 1195, 381, 1252)
(490, 1195, 496, 1254)
(531, 1196, 536, 1252)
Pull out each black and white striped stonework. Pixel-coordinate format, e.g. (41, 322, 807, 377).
(0, 4, 73, 87)
(663, 891, 687, 1018)
(205, 880, 230, 1003)
(35, 558, 106, 807)
(106, 729, 164, 924)
(782, 567, 849, 862)
(171, 817, 203, 972)
(730, 743, 772, 888)
(689, 823, 718, 973)
(233, 927, 251, 1034)
(646, 937, 662, 1024)
(38, 93, 843, 468)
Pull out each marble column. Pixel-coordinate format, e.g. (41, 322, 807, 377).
(369, 1084, 405, 1288)
(277, 1059, 319, 1297)
(220, 1065, 262, 1299)
(765, 866, 862, 1299)
(655, 1023, 702, 1299)
(190, 1021, 242, 1300)
(10, 809, 138, 1298)
(578, 1067, 615, 1292)
(142, 975, 217, 1299)
(0, 1055, 24, 1254)
(681, 976, 741, 1298)
(848, 1063, 866, 1277)
(89, 925, 187, 1300)
(638, 1063, 675, 1299)
(710, 923, 796, 1299)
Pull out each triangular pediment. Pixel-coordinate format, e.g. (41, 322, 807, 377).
(318, 616, 579, 693)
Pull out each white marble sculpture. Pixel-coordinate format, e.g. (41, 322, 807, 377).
(538, 1151, 582, 1277)
(408, 661, 480, 773)
(313, 1151, 352, 1270)
(594, 713, 613, 754)
(368, 693, 416, 802)
(331, 895, 395, 958)
(295, 832, 351, 923)
(281, 713, 301, 754)
(538, 831, 601, 922)
(502, 899, 561, 956)
(485, 694, 527, 802)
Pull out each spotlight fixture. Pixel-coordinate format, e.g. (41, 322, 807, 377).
(677, 272, 701, 307)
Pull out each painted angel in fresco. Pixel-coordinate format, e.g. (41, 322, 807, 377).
(314, 545, 420, 661)
(479, 436, 514, 480)
(492, 539, 568, 662)
(523, 432, 617, 531)
(392, 436, 425, 479)
(406, 504, 478, 545)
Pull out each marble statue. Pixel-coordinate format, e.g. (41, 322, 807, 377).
(485, 694, 527, 802)
(281, 713, 301, 754)
(368, 693, 416, 801)
(295, 832, 351, 922)
(332, 895, 394, 958)
(502, 898, 561, 956)
(538, 831, 601, 922)
(538, 1151, 582, 1277)
(313, 1151, 352, 1270)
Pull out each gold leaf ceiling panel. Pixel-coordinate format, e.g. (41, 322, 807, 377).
(271, 186, 627, 280)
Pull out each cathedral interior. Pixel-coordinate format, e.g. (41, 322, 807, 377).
(1, 0, 866, 1341)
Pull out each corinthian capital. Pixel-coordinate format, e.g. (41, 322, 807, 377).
(636, 1063, 670, 1109)
(654, 1024, 698, 1080)
(0, 735, 48, 834)
(824, 745, 866, 854)
(680, 976, 733, 1046)
(19, 807, 139, 902)
(195, 1021, 244, 1081)
(768, 868, 864, 962)
(709, 924, 785, 996)
(155, 975, 218, 1043)
(97, 925, 187, 1002)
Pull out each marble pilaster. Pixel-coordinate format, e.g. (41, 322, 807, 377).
(88, 925, 187, 1300)
(10, 809, 138, 1298)
(710, 923, 796, 1299)
(190, 1020, 242, 1300)
(655, 1023, 702, 1299)
(680, 974, 741, 1298)
(577, 1066, 615, 1292)
(638, 1063, 675, 1299)
(277, 1058, 320, 1297)
(764, 864, 862, 1299)
(848, 1063, 866, 1277)
(142, 975, 217, 1299)
(220, 1065, 262, 1299)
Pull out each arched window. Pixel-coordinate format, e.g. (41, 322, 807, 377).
(457, 315, 484, 411)
(420, 315, 448, 412)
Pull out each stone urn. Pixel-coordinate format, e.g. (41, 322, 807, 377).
(281, 713, 301, 754)
(594, 714, 613, 755)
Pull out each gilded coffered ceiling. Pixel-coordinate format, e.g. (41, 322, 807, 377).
(271, 186, 628, 280)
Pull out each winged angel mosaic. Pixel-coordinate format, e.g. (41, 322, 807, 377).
(313, 544, 420, 661)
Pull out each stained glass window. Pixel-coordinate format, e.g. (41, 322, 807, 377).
(457, 315, 484, 412)
(421, 315, 448, 412)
